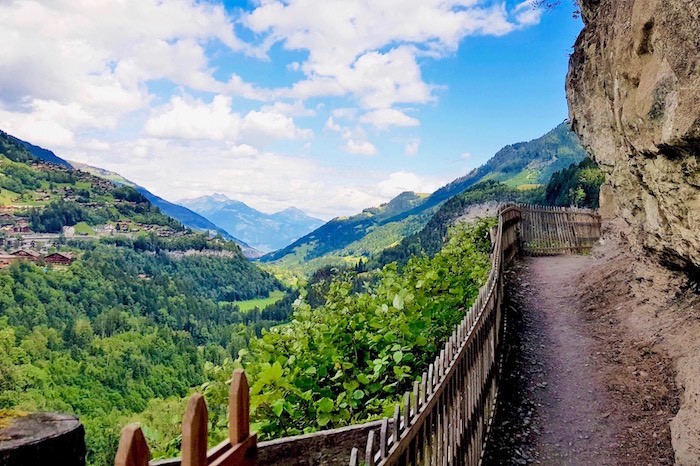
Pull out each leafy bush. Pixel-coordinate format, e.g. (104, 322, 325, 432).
(196, 219, 496, 444)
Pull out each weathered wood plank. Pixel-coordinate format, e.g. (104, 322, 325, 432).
(181, 394, 208, 466)
(115, 424, 149, 466)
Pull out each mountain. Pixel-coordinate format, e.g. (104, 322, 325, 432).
(260, 191, 432, 272)
(179, 194, 324, 253)
(263, 122, 587, 272)
(0, 134, 261, 254)
(395, 121, 588, 219)
(6, 133, 72, 168)
(67, 162, 261, 258)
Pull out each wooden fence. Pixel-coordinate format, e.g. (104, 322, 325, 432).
(519, 204, 601, 256)
(346, 204, 600, 466)
(114, 204, 600, 466)
(115, 369, 257, 466)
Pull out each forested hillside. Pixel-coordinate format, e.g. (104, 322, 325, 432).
(0, 132, 290, 464)
(544, 158, 604, 209)
(65, 161, 260, 256)
(261, 191, 431, 272)
(121, 219, 495, 458)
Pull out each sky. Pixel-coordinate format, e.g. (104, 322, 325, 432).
(0, 0, 582, 220)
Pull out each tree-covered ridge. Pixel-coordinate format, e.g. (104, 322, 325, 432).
(420, 122, 587, 212)
(0, 240, 285, 464)
(0, 132, 183, 235)
(261, 191, 430, 264)
(544, 158, 605, 208)
(375, 181, 540, 268)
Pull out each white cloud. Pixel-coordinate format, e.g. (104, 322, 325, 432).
(61, 138, 440, 219)
(144, 95, 241, 141)
(376, 171, 443, 198)
(332, 108, 358, 120)
(404, 141, 420, 156)
(514, 1, 543, 27)
(264, 100, 316, 117)
(345, 139, 378, 156)
(0, 0, 263, 144)
(241, 109, 313, 145)
(461, 152, 472, 160)
(245, 0, 535, 109)
(324, 117, 343, 132)
(360, 108, 420, 129)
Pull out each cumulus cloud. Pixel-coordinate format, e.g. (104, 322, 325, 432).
(345, 139, 378, 156)
(360, 108, 420, 129)
(61, 138, 445, 219)
(245, 0, 536, 109)
(143, 94, 312, 145)
(514, 1, 544, 27)
(376, 171, 443, 198)
(241, 109, 313, 145)
(144, 95, 241, 141)
(0, 0, 263, 145)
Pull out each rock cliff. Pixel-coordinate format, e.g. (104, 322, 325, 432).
(567, 0, 700, 271)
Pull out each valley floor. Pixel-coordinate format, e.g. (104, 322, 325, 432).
(485, 238, 683, 464)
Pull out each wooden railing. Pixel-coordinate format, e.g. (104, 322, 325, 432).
(346, 204, 600, 466)
(114, 204, 601, 466)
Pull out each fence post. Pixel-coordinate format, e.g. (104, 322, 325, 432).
(114, 423, 149, 466)
(230, 369, 250, 443)
(206, 368, 257, 466)
(182, 394, 208, 466)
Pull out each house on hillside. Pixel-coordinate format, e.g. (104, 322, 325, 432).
(0, 254, 20, 268)
(11, 249, 41, 261)
(44, 252, 74, 265)
(13, 220, 31, 233)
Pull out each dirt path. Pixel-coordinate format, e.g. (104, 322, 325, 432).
(484, 255, 677, 465)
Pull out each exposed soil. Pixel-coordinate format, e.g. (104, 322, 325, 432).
(484, 224, 684, 465)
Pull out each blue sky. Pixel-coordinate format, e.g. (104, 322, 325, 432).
(0, 0, 582, 219)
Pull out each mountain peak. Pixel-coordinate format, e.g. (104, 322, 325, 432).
(211, 192, 231, 202)
(179, 195, 324, 252)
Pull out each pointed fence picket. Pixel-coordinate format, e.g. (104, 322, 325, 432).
(115, 369, 257, 466)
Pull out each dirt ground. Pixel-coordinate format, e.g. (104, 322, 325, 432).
(484, 218, 696, 465)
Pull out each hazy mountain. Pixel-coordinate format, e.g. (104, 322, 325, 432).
(179, 194, 324, 252)
(263, 122, 587, 272)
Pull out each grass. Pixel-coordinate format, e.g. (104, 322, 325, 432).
(0, 188, 19, 205)
(234, 290, 285, 312)
(74, 221, 95, 235)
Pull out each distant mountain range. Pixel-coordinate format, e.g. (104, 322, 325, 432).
(179, 194, 324, 253)
(262, 121, 588, 272)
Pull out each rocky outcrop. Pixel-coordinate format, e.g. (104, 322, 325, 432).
(567, 0, 700, 271)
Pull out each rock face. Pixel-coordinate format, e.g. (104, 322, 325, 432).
(567, 0, 700, 271)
